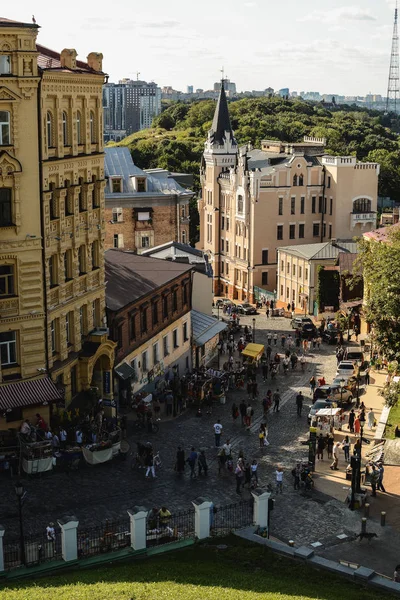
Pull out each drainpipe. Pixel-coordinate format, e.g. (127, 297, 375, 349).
(37, 75, 50, 373)
(320, 165, 326, 243)
(176, 194, 180, 243)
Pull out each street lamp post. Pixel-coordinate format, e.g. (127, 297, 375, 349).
(15, 481, 25, 566)
(252, 317, 256, 344)
(355, 366, 361, 408)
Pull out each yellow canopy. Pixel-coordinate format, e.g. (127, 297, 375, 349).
(241, 343, 265, 360)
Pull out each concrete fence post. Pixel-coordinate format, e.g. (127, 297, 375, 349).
(128, 507, 148, 550)
(252, 488, 271, 529)
(192, 497, 213, 540)
(0, 525, 4, 572)
(57, 516, 79, 562)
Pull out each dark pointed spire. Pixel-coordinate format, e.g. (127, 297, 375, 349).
(209, 80, 236, 145)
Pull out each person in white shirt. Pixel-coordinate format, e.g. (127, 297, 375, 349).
(46, 523, 55, 542)
(45, 429, 53, 440)
(52, 434, 60, 452)
(213, 420, 223, 447)
(273, 333, 278, 346)
(330, 442, 340, 470)
(222, 439, 232, 457)
(75, 429, 83, 445)
(276, 467, 283, 493)
(59, 428, 67, 448)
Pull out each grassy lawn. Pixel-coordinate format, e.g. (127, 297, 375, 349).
(1, 536, 395, 600)
(385, 402, 400, 439)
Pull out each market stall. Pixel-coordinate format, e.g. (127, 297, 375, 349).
(313, 407, 343, 432)
(21, 440, 53, 474)
(82, 441, 113, 465)
(241, 343, 265, 364)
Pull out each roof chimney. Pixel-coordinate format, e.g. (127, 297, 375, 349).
(87, 52, 103, 72)
(60, 49, 77, 69)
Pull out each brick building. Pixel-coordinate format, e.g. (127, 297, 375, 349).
(104, 147, 193, 252)
(105, 250, 192, 402)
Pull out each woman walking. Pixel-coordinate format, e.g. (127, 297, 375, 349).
(342, 435, 351, 462)
(310, 376, 316, 395)
(235, 460, 244, 494)
(367, 408, 375, 430)
(354, 415, 361, 437)
(251, 460, 259, 485)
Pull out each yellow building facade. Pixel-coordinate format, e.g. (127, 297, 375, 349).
(0, 18, 114, 426)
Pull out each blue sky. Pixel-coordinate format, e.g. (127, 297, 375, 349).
(3, 0, 397, 95)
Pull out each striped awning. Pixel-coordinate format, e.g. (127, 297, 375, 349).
(0, 377, 62, 411)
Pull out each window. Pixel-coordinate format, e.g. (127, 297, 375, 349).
(300, 196, 305, 214)
(318, 196, 323, 213)
(299, 174, 304, 186)
(0, 331, 17, 366)
(62, 111, 69, 146)
(141, 350, 148, 372)
(140, 308, 147, 334)
(286, 287, 289, 299)
(237, 194, 244, 214)
(78, 245, 86, 275)
(93, 299, 101, 328)
(299, 224, 305, 239)
(292, 264, 296, 276)
(112, 207, 123, 223)
(293, 175, 297, 186)
(311, 196, 316, 213)
(163, 334, 169, 357)
(181, 230, 186, 244)
(136, 177, 146, 192)
(281, 260, 284, 272)
(0, 188, 12, 226)
(172, 289, 178, 312)
(291, 197, 295, 215)
(226, 218, 230, 231)
(65, 188, 73, 216)
(0, 264, 14, 296)
(305, 268, 308, 280)
(313, 223, 320, 237)
(64, 249, 73, 280)
(76, 111, 82, 144)
(280, 285, 283, 297)
(163, 295, 168, 319)
(221, 216, 225, 230)
(262, 272, 268, 285)
(173, 328, 179, 348)
(153, 342, 159, 365)
(183, 321, 188, 342)
(50, 319, 58, 355)
(299, 266, 302, 278)
(91, 241, 99, 269)
(292, 289, 296, 301)
(66, 312, 73, 346)
(278, 197, 283, 215)
(141, 236, 150, 248)
(78, 184, 86, 212)
(327, 175, 331, 189)
(0, 55, 11, 74)
(330, 198, 333, 215)
(287, 262, 290, 274)
(112, 178, 122, 193)
(113, 234, 124, 248)
(277, 225, 283, 240)
(322, 222, 326, 237)
(225, 240, 229, 253)
(324, 197, 327, 213)
(183, 284, 188, 305)
(353, 198, 372, 213)
(329, 224, 332, 239)
(289, 224, 295, 239)
(90, 110, 96, 143)
(129, 313, 136, 340)
(79, 305, 87, 338)
(49, 185, 58, 220)
(262, 249, 268, 265)
(49, 254, 58, 287)
(0, 111, 10, 145)
(46, 112, 54, 147)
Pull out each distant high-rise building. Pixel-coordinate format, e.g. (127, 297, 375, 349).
(278, 88, 289, 98)
(214, 79, 236, 95)
(103, 79, 161, 142)
(187, 85, 194, 94)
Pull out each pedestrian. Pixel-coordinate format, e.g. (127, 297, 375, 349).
(258, 424, 265, 448)
(159, 506, 172, 529)
(394, 565, 400, 583)
(317, 434, 325, 460)
(292, 463, 301, 490)
(275, 467, 283, 493)
(273, 389, 281, 412)
(342, 435, 351, 462)
(353, 439, 361, 457)
(309, 376, 316, 395)
(175, 445, 185, 473)
(246, 403, 253, 428)
(296, 391, 303, 416)
(232, 403, 239, 421)
(235, 460, 244, 494)
(327, 434, 334, 459)
(330, 441, 340, 470)
(59, 427, 67, 448)
(365, 366, 370, 385)
(354, 416, 361, 437)
(281, 333, 286, 348)
(145, 448, 156, 478)
(214, 420, 223, 447)
(75, 428, 83, 445)
(243, 461, 251, 489)
(300, 354, 306, 371)
(262, 362, 268, 382)
(376, 462, 386, 492)
(273, 333, 278, 346)
(187, 447, 198, 478)
(367, 408, 375, 430)
(165, 390, 174, 417)
(222, 439, 232, 457)
(348, 409, 355, 433)
(52, 432, 60, 452)
(251, 459, 259, 485)
(218, 448, 227, 474)
(368, 464, 379, 496)
(46, 522, 56, 542)
(239, 401, 247, 426)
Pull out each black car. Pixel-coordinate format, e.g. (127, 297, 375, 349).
(322, 328, 340, 345)
(301, 323, 317, 338)
(236, 303, 257, 315)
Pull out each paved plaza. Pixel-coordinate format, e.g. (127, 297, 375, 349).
(0, 313, 368, 547)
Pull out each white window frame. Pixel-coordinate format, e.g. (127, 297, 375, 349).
(112, 207, 123, 222)
(0, 331, 17, 366)
(173, 328, 179, 349)
(0, 55, 11, 75)
(153, 342, 159, 365)
(0, 111, 11, 145)
(163, 334, 169, 357)
(141, 350, 148, 372)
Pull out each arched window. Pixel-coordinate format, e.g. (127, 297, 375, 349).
(353, 198, 372, 214)
(46, 111, 54, 148)
(62, 111, 69, 146)
(0, 111, 11, 145)
(76, 111, 82, 144)
(293, 175, 297, 186)
(299, 174, 304, 186)
(90, 111, 96, 143)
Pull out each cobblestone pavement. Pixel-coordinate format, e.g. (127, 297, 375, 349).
(0, 314, 362, 544)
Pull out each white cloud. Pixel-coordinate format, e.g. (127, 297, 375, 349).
(300, 6, 377, 23)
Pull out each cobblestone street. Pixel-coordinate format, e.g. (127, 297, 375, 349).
(0, 314, 362, 545)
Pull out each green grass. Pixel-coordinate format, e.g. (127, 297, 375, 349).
(385, 401, 400, 439)
(1, 536, 394, 600)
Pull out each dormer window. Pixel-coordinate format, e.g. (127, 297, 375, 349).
(135, 177, 147, 193)
(0, 55, 11, 75)
(111, 177, 122, 193)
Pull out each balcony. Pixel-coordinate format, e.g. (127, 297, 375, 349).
(350, 211, 377, 230)
(0, 297, 19, 317)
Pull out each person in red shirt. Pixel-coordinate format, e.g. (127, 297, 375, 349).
(36, 413, 47, 430)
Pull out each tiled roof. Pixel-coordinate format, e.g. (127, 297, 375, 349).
(0, 376, 62, 411)
(105, 250, 192, 311)
(36, 44, 95, 72)
(0, 17, 38, 28)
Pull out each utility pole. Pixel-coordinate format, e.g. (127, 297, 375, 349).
(386, 0, 399, 113)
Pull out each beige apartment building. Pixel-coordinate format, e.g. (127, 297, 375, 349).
(0, 17, 114, 431)
(198, 83, 379, 302)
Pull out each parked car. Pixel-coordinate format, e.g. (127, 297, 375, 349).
(301, 322, 317, 338)
(308, 399, 336, 424)
(215, 298, 234, 308)
(332, 376, 357, 395)
(236, 303, 257, 315)
(322, 328, 340, 345)
(336, 361, 356, 377)
(291, 317, 314, 330)
(345, 348, 364, 365)
(313, 384, 353, 406)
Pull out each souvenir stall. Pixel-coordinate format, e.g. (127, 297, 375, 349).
(21, 440, 53, 474)
(241, 343, 265, 365)
(313, 407, 343, 432)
